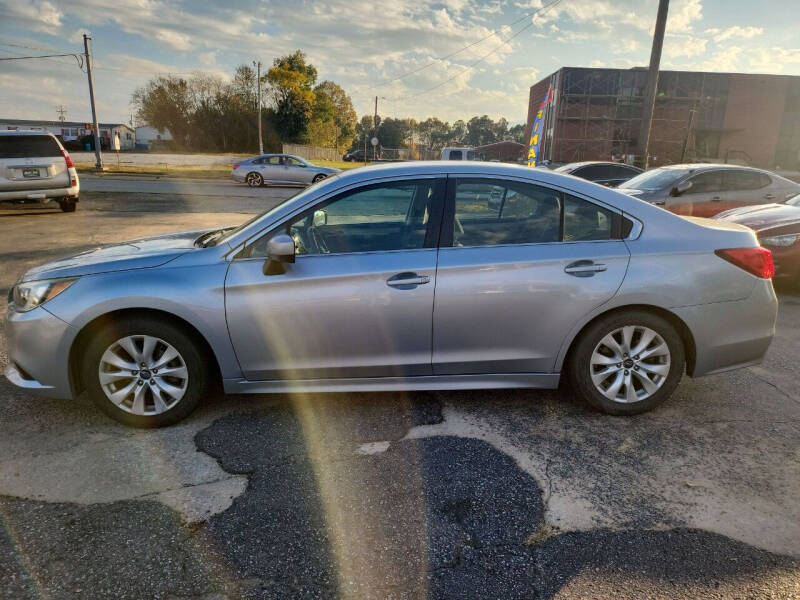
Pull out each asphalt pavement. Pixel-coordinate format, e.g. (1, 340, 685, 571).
(1, 191, 799, 599)
(80, 172, 301, 199)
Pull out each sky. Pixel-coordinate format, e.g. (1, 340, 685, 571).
(0, 0, 799, 127)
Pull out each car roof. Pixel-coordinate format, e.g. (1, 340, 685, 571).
(658, 163, 767, 172)
(558, 161, 642, 170)
(0, 130, 57, 137)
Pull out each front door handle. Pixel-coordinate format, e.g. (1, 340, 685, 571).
(564, 261, 607, 277)
(386, 272, 430, 287)
(764, 193, 775, 200)
(711, 196, 722, 202)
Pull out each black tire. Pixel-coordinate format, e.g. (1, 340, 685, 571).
(246, 172, 264, 187)
(59, 198, 77, 212)
(312, 174, 327, 183)
(568, 310, 685, 416)
(82, 315, 210, 427)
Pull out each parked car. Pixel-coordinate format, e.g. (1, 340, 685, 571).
(0, 130, 79, 212)
(555, 161, 643, 188)
(232, 154, 340, 187)
(5, 162, 777, 427)
(618, 164, 800, 217)
(343, 149, 369, 162)
(715, 192, 800, 286)
(441, 147, 483, 161)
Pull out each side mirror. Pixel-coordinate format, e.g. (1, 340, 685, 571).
(312, 209, 327, 227)
(263, 233, 295, 275)
(671, 180, 692, 196)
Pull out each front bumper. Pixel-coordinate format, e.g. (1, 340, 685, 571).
(4, 305, 74, 399)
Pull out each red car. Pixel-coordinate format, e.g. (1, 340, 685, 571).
(715, 193, 800, 285)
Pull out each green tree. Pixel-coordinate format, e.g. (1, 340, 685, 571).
(265, 50, 318, 142)
(132, 76, 193, 147)
(313, 80, 357, 150)
(509, 123, 527, 144)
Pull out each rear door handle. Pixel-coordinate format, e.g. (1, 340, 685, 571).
(386, 272, 430, 287)
(711, 196, 722, 202)
(764, 193, 775, 200)
(564, 261, 607, 277)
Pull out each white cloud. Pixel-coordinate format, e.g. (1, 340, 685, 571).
(0, 0, 63, 34)
(709, 25, 764, 43)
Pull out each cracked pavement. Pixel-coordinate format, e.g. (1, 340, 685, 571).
(1, 192, 799, 598)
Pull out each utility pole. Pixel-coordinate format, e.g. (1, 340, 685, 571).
(56, 105, 67, 123)
(83, 34, 103, 171)
(254, 61, 263, 155)
(680, 103, 697, 163)
(373, 95, 378, 160)
(638, 0, 669, 169)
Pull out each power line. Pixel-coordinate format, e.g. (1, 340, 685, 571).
(384, 0, 563, 102)
(357, 0, 564, 95)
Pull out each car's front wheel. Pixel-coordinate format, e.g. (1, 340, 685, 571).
(245, 172, 264, 187)
(569, 310, 685, 415)
(82, 316, 209, 427)
(312, 173, 327, 183)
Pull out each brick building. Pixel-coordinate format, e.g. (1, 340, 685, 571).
(526, 67, 800, 170)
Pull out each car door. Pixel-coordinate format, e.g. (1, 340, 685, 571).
(667, 170, 725, 216)
(285, 156, 313, 184)
(225, 177, 445, 380)
(722, 169, 774, 212)
(259, 156, 289, 183)
(432, 177, 630, 375)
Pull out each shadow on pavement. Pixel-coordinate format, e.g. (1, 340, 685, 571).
(1, 393, 797, 599)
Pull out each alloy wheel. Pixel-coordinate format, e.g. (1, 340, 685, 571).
(589, 325, 671, 403)
(246, 172, 262, 187)
(98, 335, 188, 415)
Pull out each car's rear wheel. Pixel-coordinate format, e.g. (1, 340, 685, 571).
(59, 198, 77, 212)
(245, 172, 264, 187)
(82, 316, 208, 427)
(312, 174, 327, 183)
(569, 310, 685, 415)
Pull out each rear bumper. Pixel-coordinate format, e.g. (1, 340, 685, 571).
(0, 184, 79, 202)
(674, 280, 778, 377)
(3, 305, 74, 399)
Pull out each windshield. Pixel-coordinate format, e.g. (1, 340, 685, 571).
(621, 168, 691, 191)
(214, 174, 341, 246)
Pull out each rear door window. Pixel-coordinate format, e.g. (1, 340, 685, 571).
(448, 150, 463, 160)
(449, 179, 618, 247)
(574, 164, 612, 181)
(0, 135, 61, 158)
(724, 170, 767, 191)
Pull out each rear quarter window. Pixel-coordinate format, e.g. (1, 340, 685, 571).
(0, 135, 61, 158)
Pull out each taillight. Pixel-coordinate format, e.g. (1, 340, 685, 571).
(61, 148, 74, 168)
(232, 163, 239, 169)
(715, 247, 775, 279)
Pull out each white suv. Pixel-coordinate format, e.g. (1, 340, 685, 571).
(0, 130, 79, 212)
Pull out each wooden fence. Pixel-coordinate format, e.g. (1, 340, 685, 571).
(282, 143, 340, 161)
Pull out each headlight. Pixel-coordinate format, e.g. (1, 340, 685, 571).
(11, 278, 77, 312)
(760, 234, 799, 248)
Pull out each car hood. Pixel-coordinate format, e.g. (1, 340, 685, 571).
(21, 228, 211, 282)
(714, 203, 800, 231)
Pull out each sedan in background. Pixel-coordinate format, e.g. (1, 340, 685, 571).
(618, 164, 800, 217)
(715, 193, 800, 286)
(555, 161, 643, 188)
(232, 154, 340, 187)
(5, 161, 777, 427)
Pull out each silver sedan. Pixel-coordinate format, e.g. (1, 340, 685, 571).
(232, 153, 340, 187)
(5, 162, 778, 427)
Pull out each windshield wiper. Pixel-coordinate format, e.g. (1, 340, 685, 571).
(195, 228, 230, 248)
